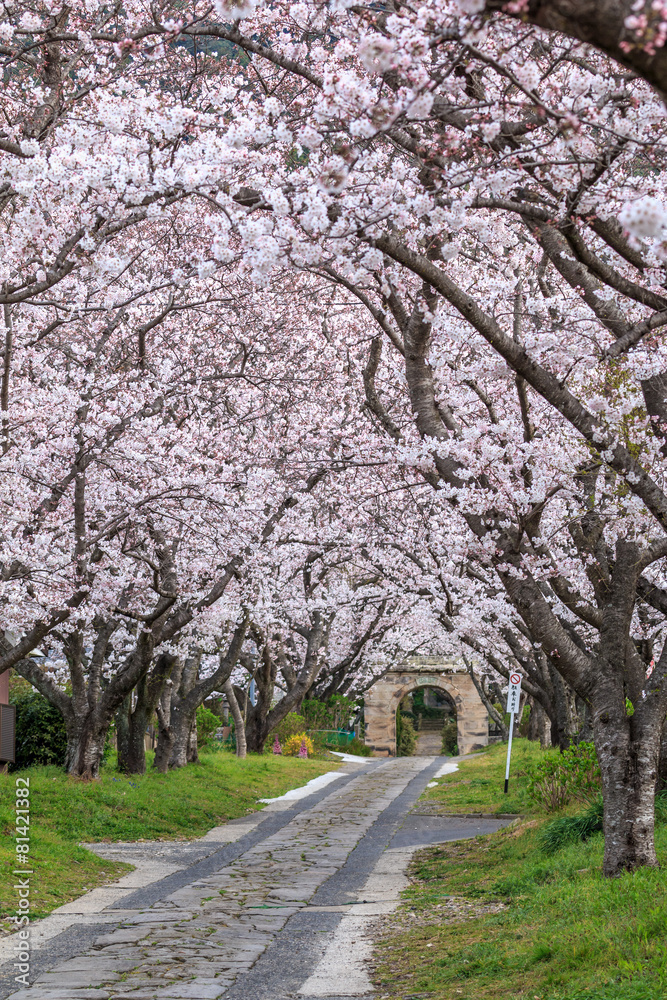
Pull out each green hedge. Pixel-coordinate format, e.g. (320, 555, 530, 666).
(9, 690, 68, 771)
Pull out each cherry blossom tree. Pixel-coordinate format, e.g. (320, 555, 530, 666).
(481, 1, 667, 101)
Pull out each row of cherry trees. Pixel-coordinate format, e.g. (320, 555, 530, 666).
(0, 245, 447, 776)
(1, 1, 667, 873)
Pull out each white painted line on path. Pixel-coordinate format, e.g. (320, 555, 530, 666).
(258, 769, 345, 803)
(329, 751, 374, 763)
(298, 846, 417, 996)
(434, 759, 460, 778)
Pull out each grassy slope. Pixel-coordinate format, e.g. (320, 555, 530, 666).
(0, 751, 335, 930)
(420, 738, 543, 816)
(373, 740, 667, 1000)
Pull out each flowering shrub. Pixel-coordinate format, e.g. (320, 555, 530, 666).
(274, 714, 308, 745)
(283, 733, 315, 757)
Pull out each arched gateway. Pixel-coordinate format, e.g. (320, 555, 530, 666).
(364, 657, 489, 756)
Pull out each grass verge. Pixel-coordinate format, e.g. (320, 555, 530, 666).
(420, 738, 545, 815)
(0, 750, 336, 932)
(372, 739, 667, 1000)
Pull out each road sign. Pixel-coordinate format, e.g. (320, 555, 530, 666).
(504, 673, 522, 794)
(506, 673, 522, 714)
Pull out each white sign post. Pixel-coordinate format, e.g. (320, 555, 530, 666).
(504, 672, 522, 794)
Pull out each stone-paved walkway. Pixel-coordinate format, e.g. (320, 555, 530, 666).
(0, 758, 510, 1000)
(414, 731, 443, 755)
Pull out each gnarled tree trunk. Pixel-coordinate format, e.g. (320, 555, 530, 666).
(244, 613, 327, 753)
(64, 712, 111, 780)
(154, 672, 176, 775)
(159, 652, 201, 770)
(154, 618, 248, 770)
(594, 688, 662, 874)
(116, 654, 176, 774)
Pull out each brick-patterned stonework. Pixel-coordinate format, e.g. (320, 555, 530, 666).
(364, 661, 489, 756)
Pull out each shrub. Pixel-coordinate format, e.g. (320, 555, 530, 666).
(441, 720, 458, 756)
(283, 733, 315, 757)
(397, 713, 416, 757)
(527, 752, 570, 811)
(540, 799, 604, 854)
(196, 704, 222, 748)
(308, 730, 330, 752)
(274, 713, 307, 745)
(302, 695, 358, 735)
(301, 699, 332, 730)
(560, 741, 601, 804)
(527, 741, 601, 812)
(9, 690, 68, 771)
(345, 736, 372, 757)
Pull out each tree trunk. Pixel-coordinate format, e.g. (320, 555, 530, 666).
(115, 693, 132, 766)
(65, 714, 110, 779)
(594, 695, 661, 875)
(167, 705, 196, 769)
(153, 727, 173, 772)
(154, 660, 182, 774)
(244, 713, 269, 754)
(154, 677, 174, 775)
(549, 666, 580, 750)
(116, 697, 150, 775)
(186, 715, 199, 764)
(117, 654, 176, 775)
(526, 697, 551, 748)
(165, 653, 200, 769)
(223, 678, 246, 758)
(657, 715, 667, 792)
(154, 625, 247, 769)
(575, 697, 594, 742)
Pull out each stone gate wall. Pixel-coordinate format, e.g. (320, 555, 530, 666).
(364, 658, 489, 756)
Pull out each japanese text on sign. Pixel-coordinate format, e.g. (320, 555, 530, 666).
(506, 673, 522, 715)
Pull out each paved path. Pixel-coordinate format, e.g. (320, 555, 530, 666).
(0, 759, 510, 1000)
(414, 731, 442, 755)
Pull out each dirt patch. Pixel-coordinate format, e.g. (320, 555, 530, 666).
(372, 895, 507, 940)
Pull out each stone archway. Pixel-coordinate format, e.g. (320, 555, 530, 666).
(364, 658, 489, 756)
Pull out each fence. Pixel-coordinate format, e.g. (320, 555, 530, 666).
(210, 728, 357, 751)
(308, 729, 356, 747)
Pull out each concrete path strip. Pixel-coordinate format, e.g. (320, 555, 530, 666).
(298, 846, 417, 997)
(258, 769, 345, 803)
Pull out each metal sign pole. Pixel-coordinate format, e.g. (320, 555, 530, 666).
(504, 710, 514, 794)
(504, 672, 522, 794)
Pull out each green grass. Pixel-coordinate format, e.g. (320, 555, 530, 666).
(0, 750, 336, 931)
(372, 739, 667, 1000)
(421, 738, 546, 815)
